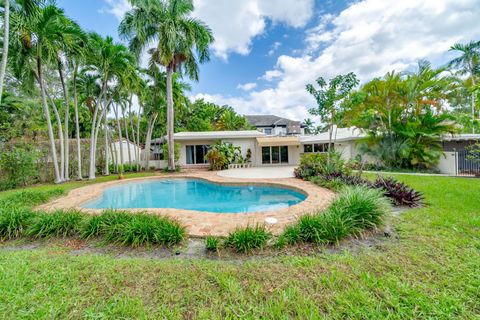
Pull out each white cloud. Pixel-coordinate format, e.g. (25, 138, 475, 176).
(267, 41, 282, 56)
(102, 0, 314, 60)
(200, 0, 480, 121)
(192, 0, 314, 60)
(100, 0, 131, 21)
(237, 82, 257, 91)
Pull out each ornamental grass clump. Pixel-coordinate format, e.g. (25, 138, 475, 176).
(81, 210, 133, 239)
(225, 225, 271, 253)
(101, 212, 185, 247)
(27, 210, 83, 238)
(0, 206, 35, 240)
(205, 236, 220, 252)
(280, 186, 391, 246)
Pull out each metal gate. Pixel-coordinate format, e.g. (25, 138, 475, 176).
(456, 150, 480, 177)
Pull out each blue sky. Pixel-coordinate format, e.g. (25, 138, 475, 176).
(56, 0, 480, 121)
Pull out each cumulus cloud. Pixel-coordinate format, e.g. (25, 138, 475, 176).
(237, 82, 257, 91)
(100, 0, 131, 21)
(192, 0, 314, 60)
(202, 0, 480, 121)
(102, 0, 314, 60)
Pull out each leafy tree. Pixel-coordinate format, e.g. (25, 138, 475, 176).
(306, 72, 359, 162)
(346, 61, 458, 169)
(449, 41, 480, 133)
(120, 0, 214, 171)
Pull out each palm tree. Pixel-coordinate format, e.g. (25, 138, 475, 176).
(119, 0, 214, 171)
(85, 33, 135, 179)
(1, 0, 42, 104)
(449, 41, 480, 133)
(215, 109, 250, 131)
(10, 3, 81, 183)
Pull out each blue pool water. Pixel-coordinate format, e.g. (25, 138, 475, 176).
(83, 178, 306, 213)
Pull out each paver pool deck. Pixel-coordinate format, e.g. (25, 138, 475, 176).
(38, 170, 335, 237)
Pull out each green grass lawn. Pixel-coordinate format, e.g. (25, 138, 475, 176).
(0, 174, 479, 319)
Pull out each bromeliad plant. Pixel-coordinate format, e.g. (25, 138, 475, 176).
(205, 141, 242, 170)
(373, 176, 424, 207)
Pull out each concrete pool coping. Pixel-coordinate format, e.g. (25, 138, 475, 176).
(37, 171, 335, 237)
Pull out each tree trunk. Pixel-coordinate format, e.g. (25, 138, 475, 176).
(72, 63, 82, 180)
(88, 85, 106, 180)
(104, 114, 109, 175)
(113, 103, 124, 175)
(0, 0, 9, 105)
(144, 113, 157, 170)
(37, 58, 61, 183)
(46, 90, 65, 182)
(166, 67, 175, 170)
(136, 103, 143, 171)
(122, 102, 132, 168)
(58, 59, 70, 180)
(472, 74, 476, 134)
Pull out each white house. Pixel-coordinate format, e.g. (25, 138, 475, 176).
(167, 126, 480, 175)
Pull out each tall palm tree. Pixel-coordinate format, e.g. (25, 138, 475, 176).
(0, 0, 41, 105)
(449, 41, 480, 133)
(10, 4, 81, 183)
(85, 33, 135, 179)
(119, 0, 214, 171)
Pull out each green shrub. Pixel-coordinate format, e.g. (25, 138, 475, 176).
(101, 213, 185, 247)
(0, 207, 35, 240)
(205, 148, 228, 170)
(330, 186, 391, 232)
(309, 175, 345, 191)
(81, 210, 133, 239)
(225, 225, 271, 253)
(294, 151, 349, 179)
(205, 236, 220, 251)
(162, 143, 181, 167)
(280, 186, 391, 246)
(0, 188, 65, 209)
(27, 210, 83, 238)
(0, 147, 39, 190)
(275, 224, 300, 248)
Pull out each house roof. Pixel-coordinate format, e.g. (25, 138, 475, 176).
(301, 127, 366, 144)
(173, 130, 265, 141)
(441, 134, 480, 141)
(245, 115, 305, 127)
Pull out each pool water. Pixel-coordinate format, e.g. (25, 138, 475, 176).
(83, 178, 306, 213)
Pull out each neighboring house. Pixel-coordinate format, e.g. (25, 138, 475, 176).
(245, 115, 306, 136)
(110, 139, 142, 165)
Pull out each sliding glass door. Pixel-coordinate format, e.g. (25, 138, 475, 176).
(261, 146, 289, 164)
(186, 145, 210, 164)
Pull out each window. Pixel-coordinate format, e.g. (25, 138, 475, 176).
(186, 145, 210, 164)
(264, 128, 272, 135)
(303, 144, 313, 153)
(303, 143, 332, 153)
(262, 146, 289, 164)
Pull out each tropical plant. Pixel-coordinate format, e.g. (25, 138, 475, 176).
(224, 225, 271, 253)
(449, 41, 480, 133)
(346, 61, 458, 169)
(205, 141, 241, 170)
(215, 109, 252, 130)
(120, 0, 214, 171)
(306, 72, 359, 162)
(280, 186, 390, 246)
(205, 235, 220, 252)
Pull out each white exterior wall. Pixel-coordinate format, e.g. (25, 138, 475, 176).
(111, 140, 142, 165)
(437, 152, 457, 175)
(148, 160, 167, 169)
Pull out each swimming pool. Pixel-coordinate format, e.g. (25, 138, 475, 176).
(82, 178, 306, 213)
